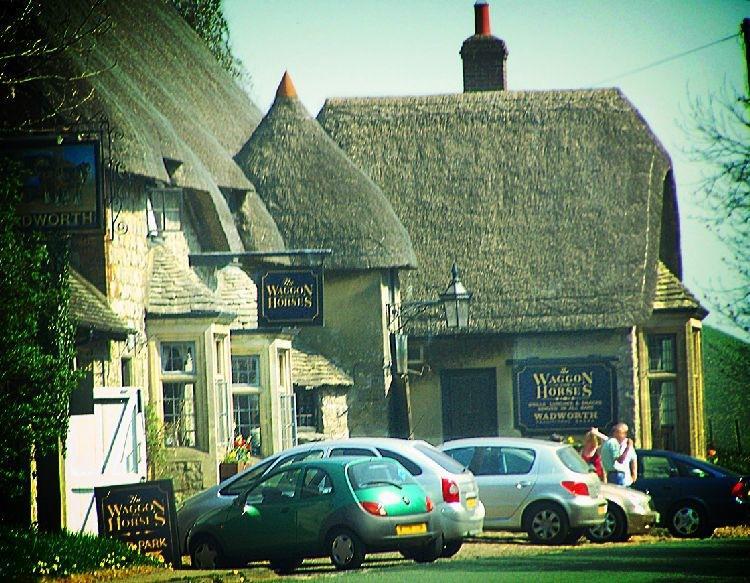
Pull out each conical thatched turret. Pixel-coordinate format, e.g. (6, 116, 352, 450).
(235, 73, 416, 270)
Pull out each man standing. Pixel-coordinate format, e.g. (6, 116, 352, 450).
(592, 424, 637, 486)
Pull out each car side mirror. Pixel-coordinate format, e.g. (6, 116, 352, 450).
(669, 467, 679, 477)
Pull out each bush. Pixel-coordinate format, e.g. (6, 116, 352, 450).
(0, 526, 163, 578)
(715, 450, 750, 476)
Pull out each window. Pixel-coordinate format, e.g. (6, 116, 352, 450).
(221, 457, 276, 496)
(147, 187, 182, 234)
(640, 455, 676, 479)
(280, 392, 297, 450)
(294, 387, 320, 431)
(556, 446, 590, 474)
(443, 447, 475, 470)
(160, 342, 197, 448)
(278, 349, 291, 391)
(648, 335, 676, 372)
(347, 459, 416, 490)
(471, 447, 536, 476)
(231, 354, 261, 453)
(413, 443, 466, 474)
(276, 449, 324, 469)
(330, 447, 376, 458)
(232, 355, 259, 386)
(215, 338, 225, 377)
(245, 468, 302, 504)
(301, 468, 334, 498)
(120, 357, 132, 387)
(377, 448, 423, 476)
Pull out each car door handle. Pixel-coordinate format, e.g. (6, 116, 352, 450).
(516, 481, 532, 489)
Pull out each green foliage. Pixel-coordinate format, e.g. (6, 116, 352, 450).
(169, 0, 245, 80)
(0, 158, 81, 518)
(145, 402, 166, 480)
(714, 451, 750, 475)
(703, 325, 750, 453)
(0, 526, 162, 578)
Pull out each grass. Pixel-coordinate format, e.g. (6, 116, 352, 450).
(0, 526, 163, 579)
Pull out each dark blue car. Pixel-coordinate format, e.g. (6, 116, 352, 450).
(633, 449, 749, 538)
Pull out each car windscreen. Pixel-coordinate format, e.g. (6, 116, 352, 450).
(414, 443, 466, 474)
(220, 457, 275, 495)
(556, 446, 591, 474)
(346, 459, 417, 490)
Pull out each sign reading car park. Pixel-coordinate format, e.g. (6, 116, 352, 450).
(1, 136, 104, 231)
(512, 359, 616, 434)
(94, 480, 181, 568)
(258, 268, 324, 327)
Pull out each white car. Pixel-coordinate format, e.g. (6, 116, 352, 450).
(178, 438, 484, 558)
(440, 437, 607, 545)
(587, 483, 659, 543)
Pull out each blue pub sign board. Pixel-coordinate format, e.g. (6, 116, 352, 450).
(513, 359, 616, 434)
(258, 268, 324, 327)
(1, 136, 104, 230)
(94, 480, 181, 568)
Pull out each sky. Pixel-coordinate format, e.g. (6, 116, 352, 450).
(225, 0, 749, 337)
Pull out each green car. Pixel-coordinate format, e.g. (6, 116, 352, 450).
(187, 457, 442, 572)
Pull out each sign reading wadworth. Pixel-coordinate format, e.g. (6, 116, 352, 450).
(1, 137, 103, 230)
(513, 360, 616, 434)
(94, 480, 181, 568)
(258, 268, 324, 327)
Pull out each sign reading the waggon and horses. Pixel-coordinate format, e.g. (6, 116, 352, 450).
(258, 268, 324, 327)
(94, 480, 181, 568)
(512, 359, 616, 434)
(1, 136, 103, 231)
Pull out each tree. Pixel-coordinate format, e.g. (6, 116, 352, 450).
(169, 0, 246, 80)
(689, 28, 750, 334)
(0, 159, 81, 526)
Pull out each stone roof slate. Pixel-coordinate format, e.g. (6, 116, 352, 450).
(215, 263, 258, 330)
(653, 261, 706, 316)
(292, 345, 353, 388)
(69, 268, 132, 337)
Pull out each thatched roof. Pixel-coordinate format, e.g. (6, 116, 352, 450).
(234, 73, 416, 270)
(69, 268, 132, 338)
(318, 89, 672, 334)
(653, 262, 706, 317)
(33, 0, 282, 253)
(292, 345, 353, 389)
(147, 243, 233, 319)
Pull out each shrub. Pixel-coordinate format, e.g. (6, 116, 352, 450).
(715, 450, 750, 476)
(0, 526, 162, 578)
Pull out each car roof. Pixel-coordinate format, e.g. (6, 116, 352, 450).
(440, 437, 569, 450)
(271, 456, 398, 473)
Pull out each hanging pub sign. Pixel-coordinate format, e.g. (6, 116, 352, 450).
(258, 268, 324, 327)
(1, 136, 104, 230)
(94, 480, 181, 568)
(512, 359, 616, 434)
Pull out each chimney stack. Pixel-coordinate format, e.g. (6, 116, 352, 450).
(460, 1, 508, 92)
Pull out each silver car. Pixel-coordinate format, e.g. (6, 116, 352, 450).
(178, 438, 484, 557)
(440, 437, 607, 545)
(586, 483, 659, 543)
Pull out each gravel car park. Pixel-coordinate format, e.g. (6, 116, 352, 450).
(440, 437, 607, 545)
(178, 438, 484, 558)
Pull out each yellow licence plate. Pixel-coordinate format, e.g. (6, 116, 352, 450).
(598, 505, 607, 515)
(466, 497, 477, 510)
(396, 523, 427, 536)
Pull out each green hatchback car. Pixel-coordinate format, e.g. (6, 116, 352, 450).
(187, 457, 442, 572)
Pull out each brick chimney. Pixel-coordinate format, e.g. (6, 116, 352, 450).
(460, 1, 508, 92)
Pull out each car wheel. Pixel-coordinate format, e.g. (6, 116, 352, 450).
(412, 535, 443, 563)
(524, 502, 570, 545)
(441, 539, 463, 558)
(269, 557, 303, 574)
(586, 504, 627, 543)
(328, 528, 366, 570)
(667, 502, 712, 538)
(190, 535, 225, 569)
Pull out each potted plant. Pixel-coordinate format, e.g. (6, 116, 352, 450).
(219, 434, 257, 481)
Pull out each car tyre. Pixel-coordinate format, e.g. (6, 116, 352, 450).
(667, 501, 712, 539)
(441, 539, 463, 558)
(563, 527, 586, 545)
(524, 502, 570, 545)
(269, 557, 303, 574)
(190, 535, 225, 569)
(328, 528, 366, 570)
(412, 534, 443, 563)
(586, 504, 627, 543)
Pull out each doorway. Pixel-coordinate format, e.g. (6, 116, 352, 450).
(441, 368, 498, 441)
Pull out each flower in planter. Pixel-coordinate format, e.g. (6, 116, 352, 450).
(223, 434, 253, 463)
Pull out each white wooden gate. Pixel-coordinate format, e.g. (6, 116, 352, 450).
(65, 387, 147, 533)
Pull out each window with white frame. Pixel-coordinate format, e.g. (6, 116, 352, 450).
(147, 187, 182, 235)
(231, 354, 261, 455)
(214, 336, 230, 449)
(161, 341, 197, 448)
(647, 333, 678, 450)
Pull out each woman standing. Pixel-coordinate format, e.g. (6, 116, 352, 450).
(581, 431, 606, 482)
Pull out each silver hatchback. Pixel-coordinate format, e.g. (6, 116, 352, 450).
(440, 437, 607, 545)
(178, 438, 484, 557)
